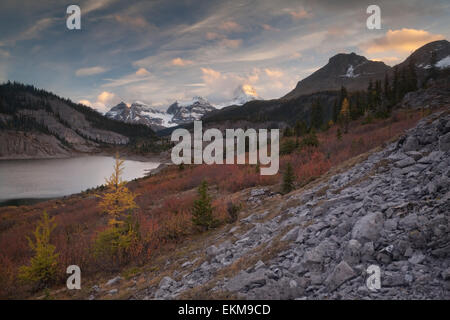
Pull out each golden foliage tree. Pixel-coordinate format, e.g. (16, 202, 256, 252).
(19, 211, 59, 288)
(98, 153, 138, 227)
(339, 97, 350, 133)
(95, 153, 139, 261)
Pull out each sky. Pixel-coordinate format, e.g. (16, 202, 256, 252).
(0, 0, 449, 113)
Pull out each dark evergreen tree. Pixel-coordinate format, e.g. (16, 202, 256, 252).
(282, 163, 295, 194)
(310, 99, 323, 130)
(192, 180, 215, 231)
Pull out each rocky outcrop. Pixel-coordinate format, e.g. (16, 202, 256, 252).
(0, 130, 71, 159)
(401, 82, 450, 110)
(141, 110, 449, 300)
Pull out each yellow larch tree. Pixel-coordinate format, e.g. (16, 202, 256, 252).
(339, 97, 350, 133)
(98, 153, 138, 227)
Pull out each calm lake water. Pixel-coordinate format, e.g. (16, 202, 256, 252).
(0, 156, 159, 205)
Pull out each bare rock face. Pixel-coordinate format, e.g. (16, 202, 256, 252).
(0, 130, 71, 159)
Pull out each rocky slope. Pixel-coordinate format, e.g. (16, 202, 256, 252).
(134, 110, 449, 300)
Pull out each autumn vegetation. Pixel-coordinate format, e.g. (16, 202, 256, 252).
(0, 105, 429, 298)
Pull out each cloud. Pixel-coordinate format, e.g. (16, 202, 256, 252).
(4, 17, 59, 44)
(135, 67, 150, 76)
(75, 66, 108, 77)
(102, 71, 153, 88)
(79, 91, 120, 113)
(206, 32, 221, 40)
(198, 66, 294, 103)
(83, 0, 117, 14)
(0, 48, 10, 58)
(261, 24, 279, 32)
(218, 38, 242, 49)
(201, 67, 222, 82)
(114, 15, 151, 29)
(372, 56, 401, 65)
(171, 57, 193, 66)
(286, 8, 311, 20)
(78, 99, 92, 107)
(97, 91, 116, 104)
(219, 21, 242, 32)
(264, 68, 283, 78)
(362, 28, 444, 53)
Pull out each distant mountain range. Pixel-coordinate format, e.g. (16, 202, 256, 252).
(105, 84, 261, 131)
(1, 40, 448, 158)
(203, 40, 450, 128)
(107, 40, 450, 132)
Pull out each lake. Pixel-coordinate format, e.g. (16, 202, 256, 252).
(0, 156, 160, 205)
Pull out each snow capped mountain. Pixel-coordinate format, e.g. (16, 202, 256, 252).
(106, 101, 175, 131)
(105, 96, 216, 131)
(167, 96, 216, 124)
(216, 84, 262, 108)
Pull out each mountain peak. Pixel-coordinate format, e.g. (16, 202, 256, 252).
(328, 52, 367, 66)
(283, 52, 390, 99)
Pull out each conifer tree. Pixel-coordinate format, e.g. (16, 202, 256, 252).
(192, 180, 215, 231)
(337, 127, 342, 140)
(339, 97, 350, 133)
(393, 66, 399, 103)
(429, 51, 437, 81)
(19, 211, 59, 288)
(311, 99, 323, 130)
(295, 120, 307, 137)
(98, 153, 138, 227)
(407, 59, 418, 92)
(94, 153, 139, 261)
(282, 163, 295, 194)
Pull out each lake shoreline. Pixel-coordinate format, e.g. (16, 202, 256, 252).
(0, 155, 163, 205)
(0, 150, 169, 163)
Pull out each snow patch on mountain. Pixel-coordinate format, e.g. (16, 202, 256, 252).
(216, 85, 261, 109)
(436, 55, 450, 69)
(106, 96, 217, 130)
(341, 65, 359, 78)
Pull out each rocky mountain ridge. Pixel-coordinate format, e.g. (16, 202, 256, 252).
(0, 83, 159, 159)
(105, 85, 261, 131)
(283, 52, 392, 99)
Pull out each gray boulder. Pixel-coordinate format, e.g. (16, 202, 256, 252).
(351, 212, 384, 242)
(326, 261, 356, 292)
